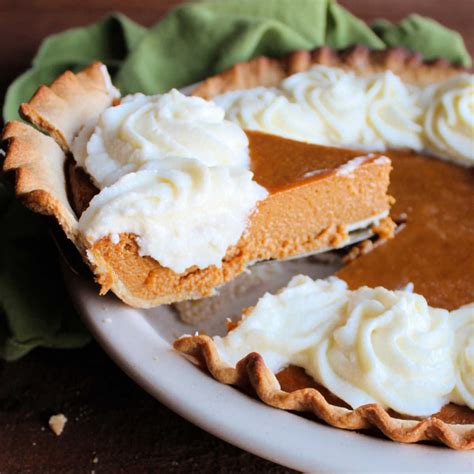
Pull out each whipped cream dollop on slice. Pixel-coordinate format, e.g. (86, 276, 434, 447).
(79, 157, 268, 274)
(423, 74, 474, 166)
(72, 89, 250, 188)
(213, 87, 327, 144)
(450, 304, 474, 409)
(213, 275, 458, 417)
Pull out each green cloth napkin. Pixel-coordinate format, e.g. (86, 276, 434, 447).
(0, 0, 471, 360)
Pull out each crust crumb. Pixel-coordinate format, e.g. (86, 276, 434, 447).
(342, 239, 374, 263)
(372, 216, 397, 240)
(48, 413, 67, 436)
(344, 216, 397, 263)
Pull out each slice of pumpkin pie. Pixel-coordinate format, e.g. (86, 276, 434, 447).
(1, 63, 392, 307)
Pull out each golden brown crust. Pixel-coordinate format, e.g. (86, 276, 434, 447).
(2, 121, 79, 243)
(19, 62, 117, 151)
(2, 63, 119, 290)
(174, 335, 474, 450)
(192, 45, 464, 99)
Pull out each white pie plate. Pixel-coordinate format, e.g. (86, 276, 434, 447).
(65, 259, 474, 474)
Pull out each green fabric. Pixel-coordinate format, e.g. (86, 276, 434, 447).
(0, 183, 90, 360)
(4, 2, 471, 121)
(0, 0, 471, 360)
(115, 0, 385, 95)
(4, 14, 146, 123)
(372, 14, 471, 66)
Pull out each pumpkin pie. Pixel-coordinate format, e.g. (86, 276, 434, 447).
(2, 46, 473, 450)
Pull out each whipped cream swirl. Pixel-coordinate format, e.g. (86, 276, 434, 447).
(72, 89, 249, 188)
(423, 74, 474, 166)
(213, 87, 327, 144)
(316, 283, 454, 417)
(281, 66, 367, 146)
(214, 276, 349, 371)
(79, 157, 267, 273)
(365, 71, 423, 150)
(450, 304, 474, 409)
(213, 275, 463, 417)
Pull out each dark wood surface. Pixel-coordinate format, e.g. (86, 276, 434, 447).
(0, 1, 472, 472)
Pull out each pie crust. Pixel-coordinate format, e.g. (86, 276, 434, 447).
(174, 334, 474, 450)
(3, 62, 117, 247)
(192, 45, 463, 99)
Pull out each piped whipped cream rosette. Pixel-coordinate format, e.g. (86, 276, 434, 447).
(214, 65, 474, 166)
(423, 74, 474, 167)
(280, 66, 370, 146)
(450, 304, 474, 410)
(192, 275, 474, 417)
(72, 89, 250, 189)
(73, 89, 268, 274)
(212, 87, 328, 145)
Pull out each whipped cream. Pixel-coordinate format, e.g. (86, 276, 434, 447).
(213, 87, 328, 144)
(72, 89, 250, 188)
(450, 304, 474, 409)
(365, 71, 423, 150)
(79, 157, 267, 273)
(281, 66, 367, 146)
(213, 275, 466, 417)
(214, 65, 473, 166)
(423, 74, 474, 166)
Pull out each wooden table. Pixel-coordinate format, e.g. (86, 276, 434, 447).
(0, 1, 472, 472)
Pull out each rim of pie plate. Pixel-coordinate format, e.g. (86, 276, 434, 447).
(69, 267, 474, 472)
(61, 57, 474, 451)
